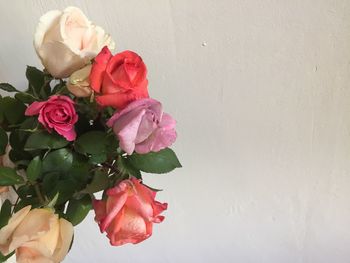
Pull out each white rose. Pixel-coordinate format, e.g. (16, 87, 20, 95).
(34, 6, 115, 78)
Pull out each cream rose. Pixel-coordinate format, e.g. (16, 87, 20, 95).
(34, 6, 115, 78)
(0, 206, 73, 263)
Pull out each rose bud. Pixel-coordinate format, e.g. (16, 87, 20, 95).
(34, 7, 115, 78)
(93, 177, 167, 246)
(67, 64, 93, 97)
(107, 98, 177, 155)
(0, 206, 73, 263)
(25, 95, 78, 141)
(90, 47, 149, 109)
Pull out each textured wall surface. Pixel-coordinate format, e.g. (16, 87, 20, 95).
(1, 0, 350, 262)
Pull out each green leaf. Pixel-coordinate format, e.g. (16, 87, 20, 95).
(0, 167, 24, 185)
(9, 149, 32, 164)
(20, 117, 38, 130)
(0, 251, 14, 262)
(17, 184, 36, 199)
(0, 200, 12, 229)
(49, 179, 76, 205)
(10, 130, 28, 151)
(0, 97, 26, 125)
(15, 92, 37, 104)
(75, 131, 109, 164)
(105, 134, 119, 157)
(118, 157, 142, 179)
(128, 148, 182, 174)
(26, 66, 45, 97)
(88, 153, 107, 164)
(27, 156, 42, 183)
(65, 195, 92, 226)
(75, 131, 107, 155)
(52, 81, 66, 94)
(42, 172, 60, 193)
(0, 127, 8, 155)
(0, 83, 18, 92)
(65, 153, 90, 190)
(42, 148, 73, 173)
(81, 170, 109, 194)
(47, 192, 59, 208)
(25, 131, 69, 150)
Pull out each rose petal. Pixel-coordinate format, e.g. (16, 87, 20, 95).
(106, 98, 160, 127)
(38, 41, 89, 78)
(90, 46, 112, 92)
(100, 193, 128, 232)
(51, 218, 73, 263)
(117, 109, 146, 154)
(135, 113, 177, 154)
(25, 101, 46, 116)
(0, 206, 31, 256)
(54, 126, 76, 141)
(10, 209, 57, 252)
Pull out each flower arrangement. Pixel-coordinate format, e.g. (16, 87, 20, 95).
(0, 7, 181, 263)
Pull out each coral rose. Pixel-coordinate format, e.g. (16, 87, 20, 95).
(93, 177, 167, 246)
(90, 47, 149, 109)
(0, 206, 73, 263)
(107, 98, 177, 155)
(25, 95, 78, 141)
(34, 6, 115, 78)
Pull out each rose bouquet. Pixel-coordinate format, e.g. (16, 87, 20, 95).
(0, 7, 180, 263)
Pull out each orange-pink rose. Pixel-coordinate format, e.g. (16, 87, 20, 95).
(93, 177, 167, 246)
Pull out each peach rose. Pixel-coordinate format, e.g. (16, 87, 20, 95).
(0, 206, 73, 263)
(0, 145, 18, 207)
(93, 177, 167, 246)
(34, 6, 115, 78)
(0, 145, 15, 169)
(0, 187, 17, 209)
(67, 64, 92, 97)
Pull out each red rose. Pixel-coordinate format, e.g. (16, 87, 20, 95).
(90, 47, 149, 109)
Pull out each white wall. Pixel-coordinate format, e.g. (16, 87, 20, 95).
(1, 0, 350, 262)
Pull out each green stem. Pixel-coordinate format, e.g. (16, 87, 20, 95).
(34, 184, 45, 205)
(12, 196, 20, 214)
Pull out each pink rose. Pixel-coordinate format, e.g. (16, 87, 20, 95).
(93, 177, 167, 246)
(25, 95, 78, 141)
(106, 98, 177, 155)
